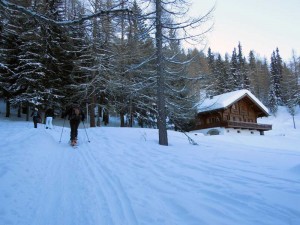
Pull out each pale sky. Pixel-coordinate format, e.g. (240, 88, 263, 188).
(188, 0, 300, 61)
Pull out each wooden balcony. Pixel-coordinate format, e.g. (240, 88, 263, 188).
(194, 121, 272, 131)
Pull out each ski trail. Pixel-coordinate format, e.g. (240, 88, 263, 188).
(78, 139, 138, 225)
(46, 127, 137, 225)
(28, 143, 102, 225)
(45, 127, 115, 225)
(0, 127, 68, 225)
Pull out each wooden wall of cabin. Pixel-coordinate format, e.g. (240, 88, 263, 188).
(196, 112, 221, 126)
(222, 99, 257, 123)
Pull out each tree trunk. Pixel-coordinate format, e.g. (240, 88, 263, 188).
(17, 103, 21, 117)
(103, 109, 109, 125)
(293, 115, 296, 129)
(120, 112, 125, 127)
(26, 104, 30, 121)
(129, 98, 133, 127)
(96, 107, 101, 127)
(89, 95, 96, 127)
(5, 100, 10, 117)
(155, 0, 168, 146)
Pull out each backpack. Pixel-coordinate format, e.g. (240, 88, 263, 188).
(70, 107, 81, 120)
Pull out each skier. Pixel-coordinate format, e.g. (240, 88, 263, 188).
(45, 107, 54, 129)
(63, 103, 85, 146)
(31, 108, 41, 128)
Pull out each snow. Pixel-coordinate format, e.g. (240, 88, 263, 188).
(198, 89, 269, 115)
(0, 107, 300, 225)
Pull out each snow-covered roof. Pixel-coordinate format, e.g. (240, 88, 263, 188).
(197, 89, 269, 115)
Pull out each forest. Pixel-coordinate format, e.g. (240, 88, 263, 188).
(1, 0, 299, 145)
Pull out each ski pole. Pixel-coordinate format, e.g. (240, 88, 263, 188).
(59, 118, 66, 143)
(82, 121, 91, 143)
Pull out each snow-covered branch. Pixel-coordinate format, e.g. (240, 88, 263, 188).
(0, 0, 131, 26)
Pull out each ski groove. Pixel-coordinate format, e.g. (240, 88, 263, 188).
(78, 145, 138, 225)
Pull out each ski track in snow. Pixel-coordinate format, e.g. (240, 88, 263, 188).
(0, 119, 300, 225)
(0, 123, 139, 225)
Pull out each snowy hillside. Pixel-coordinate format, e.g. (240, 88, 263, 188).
(0, 107, 300, 225)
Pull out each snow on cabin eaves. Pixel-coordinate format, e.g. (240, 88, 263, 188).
(197, 89, 269, 115)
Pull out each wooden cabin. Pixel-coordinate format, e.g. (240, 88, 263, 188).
(190, 90, 272, 135)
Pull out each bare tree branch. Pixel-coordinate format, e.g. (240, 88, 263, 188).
(0, 0, 131, 26)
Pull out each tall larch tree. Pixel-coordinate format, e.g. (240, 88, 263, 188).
(143, 0, 213, 145)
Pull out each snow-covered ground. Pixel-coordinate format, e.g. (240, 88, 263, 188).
(0, 107, 300, 225)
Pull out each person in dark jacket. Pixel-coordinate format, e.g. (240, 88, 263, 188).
(63, 103, 85, 145)
(45, 107, 54, 129)
(31, 108, 41, 128)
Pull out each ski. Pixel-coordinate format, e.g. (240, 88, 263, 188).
(69, 140, 78, 148)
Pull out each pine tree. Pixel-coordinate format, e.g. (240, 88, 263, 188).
(214, 54, 226, 95)
(237, 42, 250, 90)
(125, 1, 156, 128)
(206, 47, 216, 96)
(224, 53, 234, 92)
(0, 0, 28, 117)
(269, 48, 283, 106)
(230, 48, 239, 90)
(248, 50, 257, 94)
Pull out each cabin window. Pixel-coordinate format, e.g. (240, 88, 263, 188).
(227, 115, 230, 121)
(208, 117, 219, 123)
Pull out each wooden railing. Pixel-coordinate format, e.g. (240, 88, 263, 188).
(224, 121, 272, 130)
(195, 121, 272, 131)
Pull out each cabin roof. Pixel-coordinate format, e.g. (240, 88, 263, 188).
(197, 89, 269, 116)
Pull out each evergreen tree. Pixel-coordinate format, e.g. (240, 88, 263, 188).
(269, 48, 283, 105)
(237, 42, 250, 90)
(214, 54, 226, 95)
(12, 19, 46, 108)
(230, 48, 239, 90)
(223, 53, 233, 93)
(206, 47, 216, 96)
(248, 50, 257, 94)
(0, 0, 28, 116)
